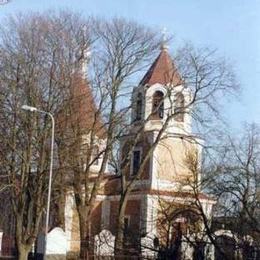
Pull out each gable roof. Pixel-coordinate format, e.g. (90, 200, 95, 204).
(140, 48, 182, 87)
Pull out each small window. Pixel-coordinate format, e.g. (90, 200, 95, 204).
(92, 146, 99, 165)
(124, 216, 130, 230)
(174, 93, 185, 122)
(131, 149, 141, 176)
(136, 93, 142, 121)
(151, 91, 164, 119)
(124, 216, 130, 235)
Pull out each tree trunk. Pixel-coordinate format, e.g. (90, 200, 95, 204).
(114, 197, 127, 257)
(78, 209, 90, 259)
(114, 230, 124, 258)
(17, 243, 31, 260)
(16, 217, 32, 260)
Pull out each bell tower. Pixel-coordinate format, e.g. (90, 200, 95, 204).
(131, 44, 192, 134)
(124, 44, 202, 191)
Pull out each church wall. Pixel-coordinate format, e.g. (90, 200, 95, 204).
(120, 134, 152, 182)
(152, 136, 200, 190)
(70, 208, 80, 252)
(109, 199, 142, 237)
(65, 193, 102, 253)
(67, 201, 102, 253)
(90, 202, 102, 238)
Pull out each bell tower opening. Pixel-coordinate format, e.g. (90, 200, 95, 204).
(135, 93, 143, 121)
(151, 90, 164, 119)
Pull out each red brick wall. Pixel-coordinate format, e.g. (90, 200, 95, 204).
(90, 202, 102, 237)
(121, 134, 151, 181)
(109, 199, 141, 237)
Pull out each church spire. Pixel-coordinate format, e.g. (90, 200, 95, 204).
(139, 43, 182, 87)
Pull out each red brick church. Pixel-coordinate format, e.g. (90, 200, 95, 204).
(64, 44, 216, 259)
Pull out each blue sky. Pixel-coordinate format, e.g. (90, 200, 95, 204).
(1, 0, 259, 130)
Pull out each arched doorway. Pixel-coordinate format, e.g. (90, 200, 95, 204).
(157, 208, 202, 260)
(215, 235, 236, 260)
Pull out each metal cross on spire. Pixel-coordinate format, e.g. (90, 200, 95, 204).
(161, 27, 169, 51)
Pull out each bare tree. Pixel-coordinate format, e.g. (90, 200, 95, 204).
(167, 123, 260, 259)
(0, 11, 91, 259)
(207, 123, 260, 258)
(56, 17, 161, 258)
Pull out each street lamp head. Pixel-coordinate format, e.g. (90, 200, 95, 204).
(21, 105, 38, 112)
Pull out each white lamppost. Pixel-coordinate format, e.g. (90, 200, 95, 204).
(21, 105, 55, 259)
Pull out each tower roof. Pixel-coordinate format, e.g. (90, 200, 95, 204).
(139, 48, 182, 87)
(57, 73, 106, 139)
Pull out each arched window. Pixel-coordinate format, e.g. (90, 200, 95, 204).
(151, 91, 164, 119)
(131, 148, 141, 176)
(174, 93, 185, 122)
(136, 93, 142, 121)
